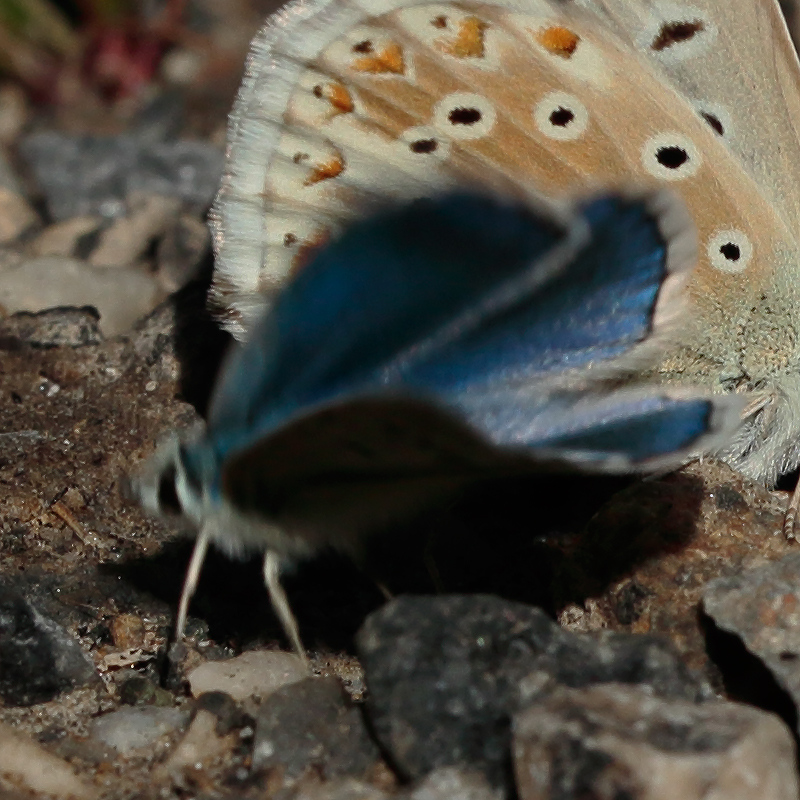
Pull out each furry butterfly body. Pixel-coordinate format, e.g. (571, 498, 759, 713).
(209, 0, 800, 489)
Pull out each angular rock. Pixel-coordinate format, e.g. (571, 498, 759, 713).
(0, 590, 96, 706)
(400, 768, 503, 800)
(188, 649, 307, 704)
(285, 777, 390, 800)
(89, 706, 190, 756)
(513, 684, 799, 800)
(0, 722, 97, 799)
(129, 140, 223, 208)
(156, 709, 235, 783)
(357, 595, 705, 790)
(0, 255, 162, 335)
(0, 307, 102, 348)
(0, 187, 38, 243)
(20, 131, 223, 221)
(703, 551, 800, 726)
(555, 459, 792, 676)
(252, 677, 380, 782)
(109, 612, 146, 650)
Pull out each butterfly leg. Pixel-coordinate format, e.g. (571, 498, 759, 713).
(263, 549, 309, 668)
(175, 525, 211, 641)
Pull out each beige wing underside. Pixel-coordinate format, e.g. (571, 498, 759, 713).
(211, 0, 800, 395)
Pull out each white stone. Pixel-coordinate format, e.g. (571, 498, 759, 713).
(89, 706, 189, 756)
(0, 721, 97, 798)
(0, 187, 37, 243)
(0, 255, 162, 335)
(161, 48, 205, 86)
(188, 650, 307, 703)
(89, 193, 181, 268)
(32, 216, 104, 257)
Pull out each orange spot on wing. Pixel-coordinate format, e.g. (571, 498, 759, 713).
(353, 43, 405, 74)
(315, 81, 355, 115)
(536, 26, 580, 58)
(303, 151, 345, 186)
(327, 83, 354, 113)
(436, 16, 486, 58)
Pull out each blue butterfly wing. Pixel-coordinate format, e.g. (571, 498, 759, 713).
(387, 193, 681, 392)
(209, 193, 573, 456)
(203, 191, 740, 496)
(440, 385, 724, 467)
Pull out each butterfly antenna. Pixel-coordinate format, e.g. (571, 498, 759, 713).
(175, 526, 211, 642)
(263, 549, 309, 668)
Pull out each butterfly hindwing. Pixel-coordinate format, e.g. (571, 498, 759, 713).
(579, 0, 800, 232)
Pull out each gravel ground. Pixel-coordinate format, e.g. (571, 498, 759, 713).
(2, 2, 800, 799)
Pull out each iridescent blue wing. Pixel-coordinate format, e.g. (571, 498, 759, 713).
(205, 191, 741, 487)
(208, 192, 574, 450)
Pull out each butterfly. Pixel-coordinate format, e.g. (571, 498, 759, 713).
(134, 0, 800, 658)
(132, 187, 742, 661)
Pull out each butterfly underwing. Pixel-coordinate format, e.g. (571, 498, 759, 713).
(207, 0, 800, 497)
(132, 189, 743, 659)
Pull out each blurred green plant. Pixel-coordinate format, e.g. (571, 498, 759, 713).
(0, 0, 184, 103)
(0, 0, 77, 94)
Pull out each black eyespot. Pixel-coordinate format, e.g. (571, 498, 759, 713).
(707, 230, 751, 272)
(312, 85, 323, 98)
(535, 93, 588, 141)
(352, 40, 374, 53)
(293, 152, 309, 164)
(448, 107, 482, 125)
(719, 242, 741, 261)
(284, 233, 298, 246)
(410, 138, 438, 153)
(651, 19, 704, 51)
(700, 111, 724, 136)
(549, 106, 574, 127)
(656, 146, 689, 169)
(435, 93, 495, 140)
(432, 15, 447, 28)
